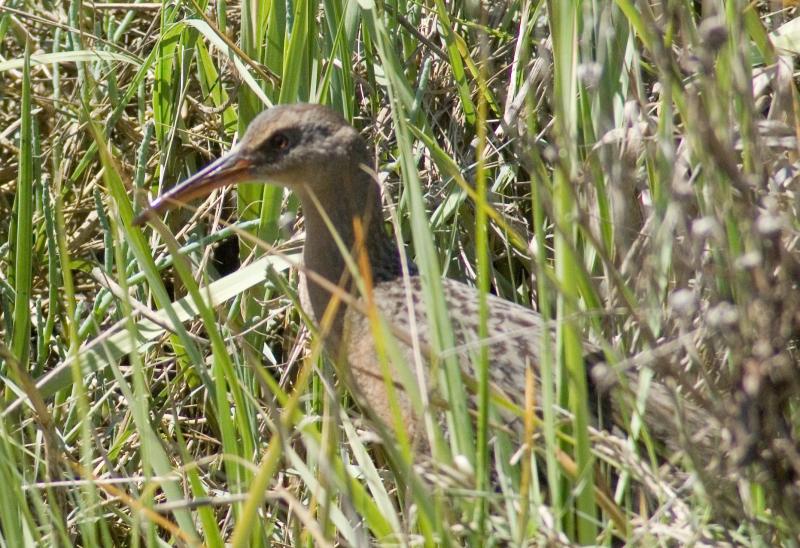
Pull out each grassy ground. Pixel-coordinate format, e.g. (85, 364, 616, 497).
(2, 0, 800, 545)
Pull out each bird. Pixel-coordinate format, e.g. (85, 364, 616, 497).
(134, 103, 706, 458)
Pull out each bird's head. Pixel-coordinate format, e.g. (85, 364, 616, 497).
(134, 103, 367, 225)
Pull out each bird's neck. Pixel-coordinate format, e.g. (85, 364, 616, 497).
(297, 166, 407, 331)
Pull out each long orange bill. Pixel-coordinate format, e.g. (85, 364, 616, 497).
(133, 149, 254, 226)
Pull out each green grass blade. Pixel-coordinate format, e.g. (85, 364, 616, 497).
(9, 44, 34, 386)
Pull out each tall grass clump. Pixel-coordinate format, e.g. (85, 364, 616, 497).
(1, 0, 800, 545)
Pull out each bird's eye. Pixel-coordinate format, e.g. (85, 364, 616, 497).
(270, 133, 290, 150)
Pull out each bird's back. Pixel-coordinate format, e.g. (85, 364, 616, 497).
(342, 276, 580, 441)
(341, 275, 711, 460)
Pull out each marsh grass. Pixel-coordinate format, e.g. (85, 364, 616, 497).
(2, 0, 800, 545)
